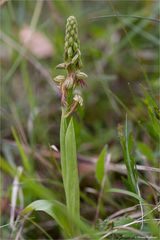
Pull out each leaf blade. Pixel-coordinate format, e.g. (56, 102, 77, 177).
(65, 118, 80, 221)
(60, 109, 68, 191)
(21, 200, 72, 236)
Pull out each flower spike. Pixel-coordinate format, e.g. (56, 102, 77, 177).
(53, 16, 87, 117)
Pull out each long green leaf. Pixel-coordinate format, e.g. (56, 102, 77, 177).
(119, 116, 137, 193)
(21, 200, 72, 236)
(22, 200, 100, 239)
(125, 118, 137, 192)
(65, 118, 80, 222)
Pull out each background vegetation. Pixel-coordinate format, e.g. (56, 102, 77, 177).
(1, 0, 159, 239)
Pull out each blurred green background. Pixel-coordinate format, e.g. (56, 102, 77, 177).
(1, 0, 159, 239)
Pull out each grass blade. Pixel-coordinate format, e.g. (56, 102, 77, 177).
(107, 188, 144, 202)
(12, 128, 31, 173)
(118, 116, 137, 193)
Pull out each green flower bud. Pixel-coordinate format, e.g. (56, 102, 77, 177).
(73, 42, 78, 51)
(68, 47, 73, 59)
(69, 37, 73, 44)
(64, 16, 82, 68)
(54, 75, 65, 83)
(71, 30, 74, 36)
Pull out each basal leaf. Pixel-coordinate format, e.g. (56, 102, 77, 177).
(21, 200, 72, 236)
(65, 118, 80, 222)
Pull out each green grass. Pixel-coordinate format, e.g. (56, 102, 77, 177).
(1, 0, 159, 239)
